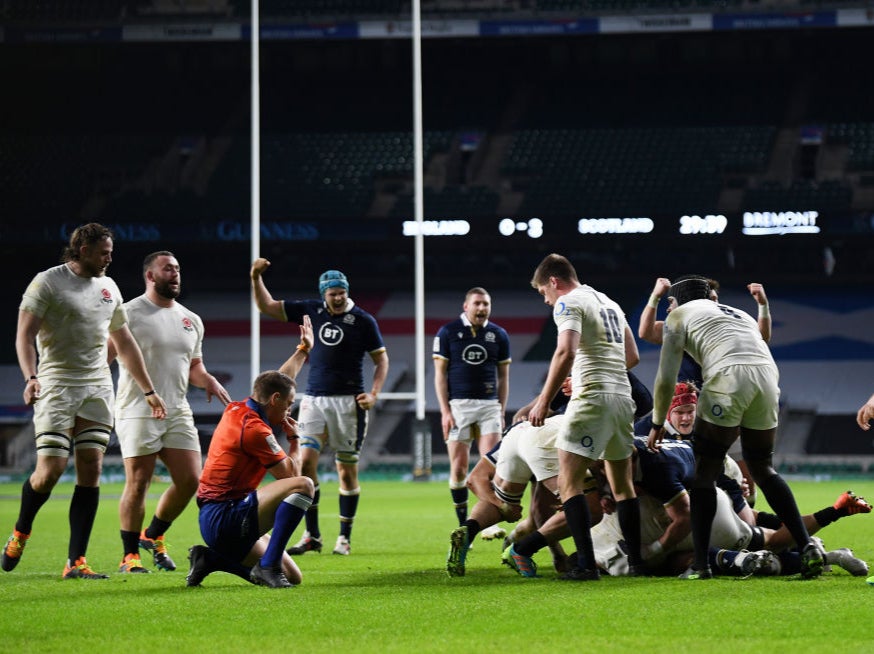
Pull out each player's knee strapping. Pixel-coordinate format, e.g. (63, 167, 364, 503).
(493, 482, 524, 507)
(36, 431, 72, 457)
(336, 450, 360, 465)
(74, 427, 111, 452)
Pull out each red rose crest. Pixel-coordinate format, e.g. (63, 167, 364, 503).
(181, 317, 194, 332)
(100, 288, 113, 304)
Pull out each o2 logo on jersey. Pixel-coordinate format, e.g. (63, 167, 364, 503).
(553, 300, 567, 317)
(319, 323, 344, 346)
(462, 344, 488, 365)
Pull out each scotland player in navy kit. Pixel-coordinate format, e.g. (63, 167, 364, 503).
(251, 259, 388, 556)
(434, 287, 511, 526)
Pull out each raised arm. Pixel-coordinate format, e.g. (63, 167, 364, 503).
(638, 277, 671, 344)
(279, 315, 314, 380)
(251, 258, 287, 321)
(747, 282, 771, 343)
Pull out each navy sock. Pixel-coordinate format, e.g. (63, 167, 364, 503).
(15, 478, 51, 534)
(120, 530, 140, 557)
(616, 498, 643, 566)
(144, 516, 172, 540)
(758, 474, 810, 548)
(563, 494, 595, 571)
(339, 491, 360, 539)
(514, 530, 548, 557)
(304, 484, 320, 538)
(462, 518, 482, 541)
(450, 486, 469, 525)
(755, 511, 783, 530)
(68, 485, 99, 562)
(261, 494, 311, 567)
(690, 486, 716, 570)
(813, 507, 839, 528)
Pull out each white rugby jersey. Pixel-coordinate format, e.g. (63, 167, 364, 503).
(20, 263, 126, 386)
(115, 294, 204, 418)
(664, 298, 773, 374)
(553, 284, 631, 394)
(652, 298, 775, 424)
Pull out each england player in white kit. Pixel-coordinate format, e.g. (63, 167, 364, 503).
(2, 223, 166, 579)
(113, 251, 230, 574)
(647, 274, 824, 579)
(525, 253, 645, 580)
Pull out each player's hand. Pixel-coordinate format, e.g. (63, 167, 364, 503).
(205, 377, 231, 406)
(282, 414, 299, 440)
(652, 277, 671, 298)
(600, 495, 616, 515)
(146, 392, 167, 420)
(356, 391, 377, 411)
(528, 398, 549, 427)
(560, 376, 573, 397)
(251, 257, 271, 279)
(646, 425, 665, 452)
(747, 282, 768, 306)
(441, 411, 455, 441)
(856, 395, 874, 430)
(23, 378, 41, 406)
(299, 315, 314, 352)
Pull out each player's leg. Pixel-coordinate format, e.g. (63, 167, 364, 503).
(286, 433, 325, 554)
(447, 439, 471, 525)
(686, 419, 735, 579)
(139, 446, 201, 571)
(335, 456, 360, 554)
(740, 425, 821, 577)
(474, 429, 502, 536)
(1, 451, 67, 572)
(118, 451, 158, 573)
(3, 385, 77, 572)
(604, 455, 645, 572)
(557, 449, 600, 580)
(65, 417, 112, 579)
(250, 477, 314, 587)
(331, 398, 368, 555)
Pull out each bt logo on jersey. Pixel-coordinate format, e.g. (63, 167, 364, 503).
(462, 344, 487, 365)
(319, 323, 344, 346)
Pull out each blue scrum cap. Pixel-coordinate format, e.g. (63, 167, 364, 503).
(319, 270, 349, 296)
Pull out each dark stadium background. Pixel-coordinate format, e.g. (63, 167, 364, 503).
(2, 1, 873, 473)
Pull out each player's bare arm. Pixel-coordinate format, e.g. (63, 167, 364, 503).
(638, 277, 671, 344)
(357, 349, 388, 410)
(748, 282, 771, 343)
(250, 257, 286, 320)
(16, 309, 42, 405)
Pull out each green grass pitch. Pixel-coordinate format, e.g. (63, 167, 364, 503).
(1, 479, 872, 653)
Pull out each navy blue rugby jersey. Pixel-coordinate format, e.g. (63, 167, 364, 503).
(632, 437, 745, 510)
(433, 316, 511, 401)
(283, 299, 385, 396)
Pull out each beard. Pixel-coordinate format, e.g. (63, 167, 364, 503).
(154, 280, 180, 300)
